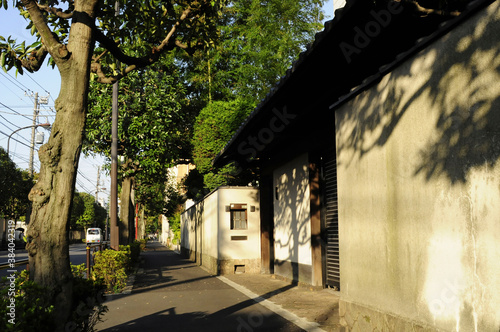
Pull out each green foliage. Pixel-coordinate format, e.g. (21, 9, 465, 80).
(184, 0, 326, 104)
(92, 249, 129, 293)
(163, 180, 186, 218)
(86, 56, 190, 170)
(1, 1, 226, 75)
(69, 264, 108, 332)
(138, 238, 148, 251)
(0, 267, 107, 332)
(184, 0, 327, 196)
(91, 242, 144, 294)
(0, 270, 55, 332)
(119, 242, 142, 266)
(71, 263, 87, 279)
(0, 147, 34, 220)
(145, 215, 159, 234)
(190, 98, 255, 195)
(169, 211, 181, 245)
(70, 192, 107, 231)
(86, 56, 190, 221)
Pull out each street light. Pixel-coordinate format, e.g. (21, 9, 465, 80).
(7, 123, 51, 157)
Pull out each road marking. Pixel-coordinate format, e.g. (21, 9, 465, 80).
(217, 276, 326, 332)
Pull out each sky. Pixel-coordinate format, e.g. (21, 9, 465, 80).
(0, 1, 333, 208)
(0, 7, 110, 205)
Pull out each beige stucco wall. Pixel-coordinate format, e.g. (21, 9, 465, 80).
(335, 3, 500, 331)
(273, 153, 312, 283)
(217, 187, 260, 260)
(180, 187, 260, 274)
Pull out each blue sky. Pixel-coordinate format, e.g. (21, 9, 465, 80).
(0, 0, 333, 204)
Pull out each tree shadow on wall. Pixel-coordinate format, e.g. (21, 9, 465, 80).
(273, 162, 311, 282)
(335, 4, 500, 184)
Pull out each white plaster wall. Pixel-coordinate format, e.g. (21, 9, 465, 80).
(273, 153, 312, 265)
(201, 190, 219, 259)
(217, 187, 260, 260)
(181, 187, 260, 265)
(180, 205, 197, 252)
(335, 3, 500, 331)
(160, 215, 169, 246)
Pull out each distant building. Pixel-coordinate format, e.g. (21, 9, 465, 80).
(159, 163, 195, 247)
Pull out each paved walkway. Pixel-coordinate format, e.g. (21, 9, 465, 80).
(95, 242, 340, 332)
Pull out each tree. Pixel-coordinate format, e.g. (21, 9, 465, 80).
(185, 0, 327, 196)
(69, 192, 107, 231)
(189, 99, 255, 197)
(85, 55, 191, 243)
(0, 147, 34, 249)
(0, 147, 34, 221)
(0, 1, 224, 329)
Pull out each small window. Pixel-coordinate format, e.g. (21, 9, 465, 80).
(230, 204, 247, 230)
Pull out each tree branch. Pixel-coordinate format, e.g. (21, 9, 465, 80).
(37, 3, 73, 19)
(20, 45, 49, 72)
(396, 0, 461, 17)
(20, 0, 69, 61)
(91, 6, 193, 84)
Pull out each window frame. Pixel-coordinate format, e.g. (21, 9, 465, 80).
(229, 204, 248, 230)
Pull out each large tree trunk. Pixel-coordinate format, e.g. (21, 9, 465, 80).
(25, 1, 98, 330)
(119, 176, 136, 245)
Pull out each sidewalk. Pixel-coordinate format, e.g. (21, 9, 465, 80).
(95, 241, 341, 331)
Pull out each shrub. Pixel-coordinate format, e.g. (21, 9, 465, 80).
(0, 270, 55, 332)
(92, 249, 129, 293)
(0, 267, 107, 332)
(67, 264, 108, 332)
(138, 238, 147, 251)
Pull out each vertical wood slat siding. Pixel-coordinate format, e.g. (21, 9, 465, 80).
(323, 147, 340, 289)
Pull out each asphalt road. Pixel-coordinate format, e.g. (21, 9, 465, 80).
(0, 242, 90, 278)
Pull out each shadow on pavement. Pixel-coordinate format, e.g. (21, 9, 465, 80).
(98, 247, 305, 331)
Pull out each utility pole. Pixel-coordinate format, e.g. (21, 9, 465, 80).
(110, 76, 119, 250)
(110, 0, 120, 251)
(96, 165, 101, 204)
(28, 92, 49, 176)
(28, 92, 38, 176)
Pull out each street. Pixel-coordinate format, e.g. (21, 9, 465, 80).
(96, 243, 313, 332)
(0, 242, 89, 278)
(1, 241, 337, 331)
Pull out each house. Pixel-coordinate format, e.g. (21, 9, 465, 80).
(180, 186, 261, 275)
(214, 0, 500, 330)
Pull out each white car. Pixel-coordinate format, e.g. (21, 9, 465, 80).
(86, 228, 103, 245)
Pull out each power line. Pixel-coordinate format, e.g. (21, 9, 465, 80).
(0, 109, 56, 117)
(76, 177, 93, 194)
(0, 101, 34, 122)
(25, 72, 51, 96)
(0, 130, 38, 150)
(0, 79, 27, 102)
(0, 118, 40, 149)
(0, 72, 29, 93)
(0, 113, 23, 130)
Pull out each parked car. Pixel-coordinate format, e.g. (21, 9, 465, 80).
(86, 228, 103, 245)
